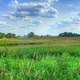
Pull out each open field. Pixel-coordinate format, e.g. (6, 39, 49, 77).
(0, 37, 80, 80)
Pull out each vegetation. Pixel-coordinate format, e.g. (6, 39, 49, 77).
(0, 32, 80, 39)
(0, 32, 5, 38)
(5, 33, 16, 38)
(0, 32, 16, 38)
(59, 32, 80, 37)
(0, 38, 80, 80)
(27, 32, 35, 38)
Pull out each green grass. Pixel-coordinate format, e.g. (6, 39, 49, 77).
(0, 38, 80, 80)
(0, 56, 80, 80)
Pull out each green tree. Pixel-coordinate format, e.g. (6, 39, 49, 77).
(5, 33, 16, 38)
(27, 32, 35, 38)
(59, 32, 80, 37)
(0, 32, 5, 38)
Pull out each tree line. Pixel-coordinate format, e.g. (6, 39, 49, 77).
(59, 32, 80, 37)
(0, 32, 80, 39)
(0, 32, 16, 38)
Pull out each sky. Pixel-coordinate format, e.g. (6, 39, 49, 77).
(0, 0, 80, 35)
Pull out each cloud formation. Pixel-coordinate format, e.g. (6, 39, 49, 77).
(9, 0, 58, 18)
(0, 0, 80, 35)
(71, 12, 80, 24)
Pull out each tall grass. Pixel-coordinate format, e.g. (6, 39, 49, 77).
(0, 38, 80, 80)
(0, 57, 80, 80)
(0, 47, 80, 59)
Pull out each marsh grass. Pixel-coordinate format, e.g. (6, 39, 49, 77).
(0, 38, 80, 80)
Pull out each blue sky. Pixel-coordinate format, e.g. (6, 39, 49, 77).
(0, 0, 80, 35)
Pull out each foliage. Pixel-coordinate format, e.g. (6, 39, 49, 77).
(59, 32, 80, 37)
(0, 32, 5, 38)
(5, 33, 16, 38)
(0, 32, 16, 39)
(27, 32, 35, 38)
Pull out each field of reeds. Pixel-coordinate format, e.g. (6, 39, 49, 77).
(0, 37, 80, 80)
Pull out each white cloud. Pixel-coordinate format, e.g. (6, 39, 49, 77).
(0, 21, 7, 25)
(9, 0, 58, 18)
(1, 0, 80, 35)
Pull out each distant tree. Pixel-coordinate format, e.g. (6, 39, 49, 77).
(27, 32, 35, 38)
(5, 33, 16, 38)
(0, 32, 5, 38)
(59, 32, 80, 37)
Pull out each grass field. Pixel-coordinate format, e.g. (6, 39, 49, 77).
(0, 37, 80, 80)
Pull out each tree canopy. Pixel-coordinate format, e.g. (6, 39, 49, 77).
(5, 33, 16, 38)
(59, 32, 80, 37)
(0, 32, 5, 38)
(27, 32, 35, 38)
(0, 32, 16, 39)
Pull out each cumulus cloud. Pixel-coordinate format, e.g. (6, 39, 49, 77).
(9, 0, 58, 18)
(0, 21, 7, 26)
(70, 12, 80, 24)
(1, 14, 15, 20)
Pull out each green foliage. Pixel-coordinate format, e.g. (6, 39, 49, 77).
(59, 32, 80, 37)
(0, 32, 5, 38)
(0, 32, 16, 38)
(5, 33, 16, 38)
(27, 32, 35, 38)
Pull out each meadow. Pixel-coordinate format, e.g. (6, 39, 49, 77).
(0, 37, 80, 80)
